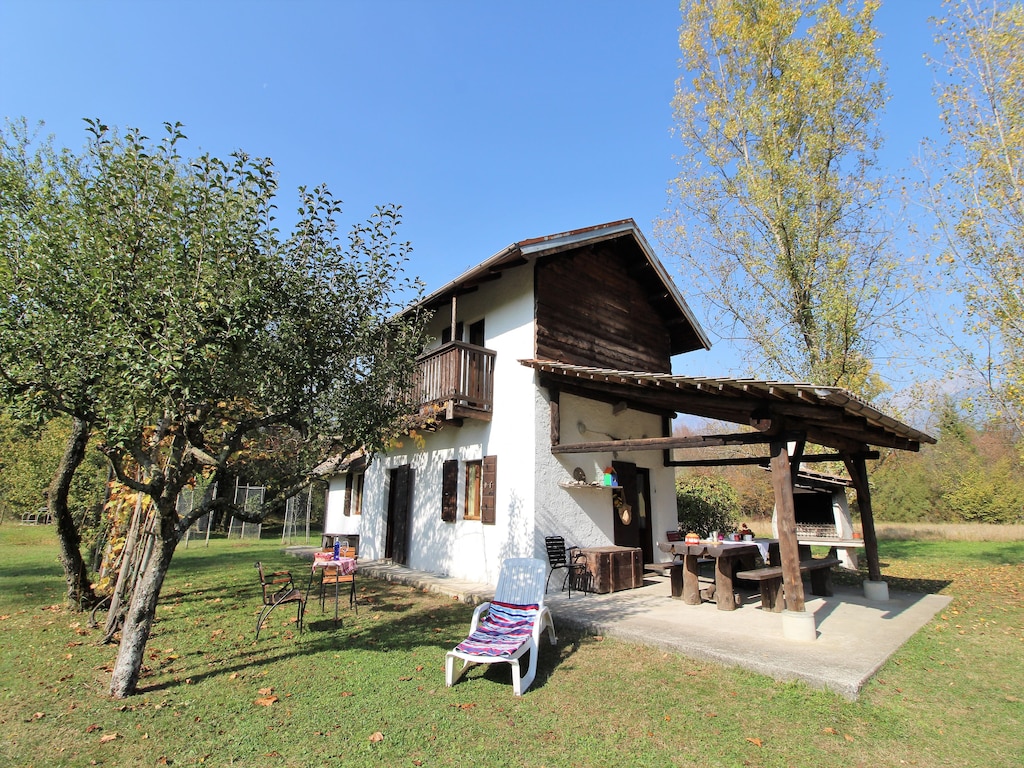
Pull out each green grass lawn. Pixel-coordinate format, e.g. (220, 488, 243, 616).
(1, 524, 1021, 768)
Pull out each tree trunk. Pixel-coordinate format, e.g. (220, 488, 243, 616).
(101, 490, 151, 643)
(49, 416, 101, 609)
(108, 499, 179, 698)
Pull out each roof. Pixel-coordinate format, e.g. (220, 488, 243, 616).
(520, 360, 935, 453)
(406, 219, 711, 355)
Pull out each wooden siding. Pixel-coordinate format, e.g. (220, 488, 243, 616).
(535, 242, 674, 372)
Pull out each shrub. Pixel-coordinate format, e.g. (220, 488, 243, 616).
(675, 474, 740, 537)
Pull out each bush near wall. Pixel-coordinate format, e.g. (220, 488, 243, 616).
(675, 474, 741, 537)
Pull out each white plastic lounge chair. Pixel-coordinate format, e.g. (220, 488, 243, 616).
(445, 557, 557, 696)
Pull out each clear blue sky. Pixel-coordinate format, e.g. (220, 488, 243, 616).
(0, 0, 942, 382)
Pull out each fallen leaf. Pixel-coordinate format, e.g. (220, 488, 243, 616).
(823, 727, 838, 735)
(86, 724, 101, 733)
(398, 676, 413, 681)
(254, 696, 278, 707)
(100, 733, 120, 743)
(745, 737, 763, 747)
(258, 687, 274, 695)
(32, 712, 45, 720)
(340, 691, 354, 697)
(844, 733, 854, 742)
(369, 731, 384, 743)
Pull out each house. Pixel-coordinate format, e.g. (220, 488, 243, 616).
(322, 218, 934, 595)
(322, 219, 711, 585)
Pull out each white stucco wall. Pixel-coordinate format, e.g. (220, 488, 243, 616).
(533, 391, 678, 555)
(326, 263, 540, 586)
(322, 260, 685, 585)
(324, 476, 361, 538)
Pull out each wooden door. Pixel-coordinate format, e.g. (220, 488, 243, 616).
(386, 465, 412, 564)
(635, 467, 654, 565)
(612, 461, 641, 551)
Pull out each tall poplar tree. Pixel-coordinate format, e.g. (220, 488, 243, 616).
(660, 0, 901, 399)
(925, 0, 1024, 439)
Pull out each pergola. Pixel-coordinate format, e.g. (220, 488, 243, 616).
(521, 360, 936, 625)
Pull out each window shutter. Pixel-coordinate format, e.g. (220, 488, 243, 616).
(481, 455, 497, 525)
(441, 459, 458, 522)
(343, 473, 353, 517)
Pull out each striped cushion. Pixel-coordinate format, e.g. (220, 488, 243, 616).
(454, 601, 539, 658)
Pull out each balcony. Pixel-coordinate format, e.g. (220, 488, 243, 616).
(415, 341, 495, 423)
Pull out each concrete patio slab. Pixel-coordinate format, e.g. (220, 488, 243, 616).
(286, 548, 950, 700)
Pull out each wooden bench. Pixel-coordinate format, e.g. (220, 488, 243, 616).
(735, 556, 841, 612)
(798, 539, 865, 570)
(645, 560, 685, 598)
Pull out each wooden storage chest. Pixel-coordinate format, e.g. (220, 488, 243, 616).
(579, 546, 643, 593)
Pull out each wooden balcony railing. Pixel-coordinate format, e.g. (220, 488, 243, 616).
(415, 341, 495, 418)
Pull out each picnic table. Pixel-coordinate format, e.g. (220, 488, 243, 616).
(654, 539, 779, 611)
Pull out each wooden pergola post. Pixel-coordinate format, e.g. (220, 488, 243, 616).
(769, 440, 805, 612)
(845, 454, 882, 582)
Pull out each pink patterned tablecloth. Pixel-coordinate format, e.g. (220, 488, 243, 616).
(311, 552, 357, 576)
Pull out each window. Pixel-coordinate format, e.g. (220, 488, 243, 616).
(468, 318, 485, 347)
(441, 321, 464, 345)
(351, 473, 364, 516)
(343, 472, 364, 516)
(464, 460, 482, 520)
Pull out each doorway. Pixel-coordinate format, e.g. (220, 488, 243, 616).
(612, 461, 654, 565)
(385, 465, 412, 565)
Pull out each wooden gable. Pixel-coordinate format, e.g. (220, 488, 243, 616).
(534, 237, 676, 372)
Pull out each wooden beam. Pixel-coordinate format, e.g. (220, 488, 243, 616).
(537, 372, 918, 452)
(667, 450, 878, 468)
(549, 388, 560, 447)
(661, 414, 673, 467)
(845, 455, 882, 582)
(551, 430, 804, 455)
(770, 440, 806, 613)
